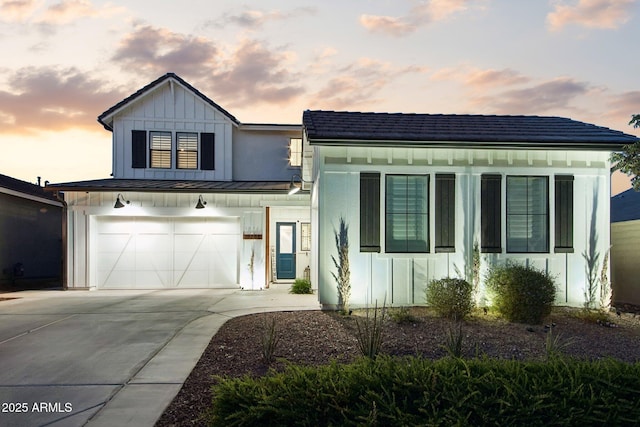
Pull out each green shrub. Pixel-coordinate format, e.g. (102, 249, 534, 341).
(486, 263, 556, 324)
(289, 278, 312, 294)
(388, 306, 417, 324)
(208, 356, 640, 426)
(425, 277, 474, 320)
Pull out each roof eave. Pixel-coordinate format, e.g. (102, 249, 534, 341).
(307, 137, 626, 151)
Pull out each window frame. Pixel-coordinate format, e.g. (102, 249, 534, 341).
(300, 222, 311, 251)
(288, 138, 302, 167)
(176, 132, 198, 170)
(384, 174, 429, 254)
(149, 131, 172, 169)
(506, 175, 550, 254)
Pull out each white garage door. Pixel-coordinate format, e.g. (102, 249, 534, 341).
(95, 216, 240, 288)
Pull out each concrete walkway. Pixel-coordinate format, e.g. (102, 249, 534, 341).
(0, 285, 319, 427)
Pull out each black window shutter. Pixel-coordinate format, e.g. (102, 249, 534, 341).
(360, 173, 380, 252)
(200, 133, 215, 170)
(131, 130, 146, 168)
(554, 175, 574, 252)
(481, 174, 502, 253)
(435, 174, 456, 252)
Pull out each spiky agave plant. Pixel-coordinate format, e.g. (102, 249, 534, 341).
(331, 217, 350, 314)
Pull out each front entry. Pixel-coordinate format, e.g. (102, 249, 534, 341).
(276, 222, 296, 280)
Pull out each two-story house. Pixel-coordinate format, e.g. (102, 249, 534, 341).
(48, 73, 310, 290)
(48, 73, 638, 310)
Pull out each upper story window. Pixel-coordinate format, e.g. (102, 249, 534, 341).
(289, 138, 302, 167)
(385, 174, 429, 253)
(150, 131, 172, 169)
(131, 130, 215, 171)
(177, 133, 198, 169)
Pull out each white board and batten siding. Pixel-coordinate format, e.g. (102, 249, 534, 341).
(111, 82, 234, 180)
(314, 146, 612, 308)
(64, 191, 310, 290)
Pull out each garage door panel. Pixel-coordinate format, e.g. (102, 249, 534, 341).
(136, 270, 170, 288)
(95, 216, 239, 289)
(136, 234, 171, 251)
(99, 234, 132, 252)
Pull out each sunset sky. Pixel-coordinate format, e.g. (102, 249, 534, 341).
(0, 0, 638, 194)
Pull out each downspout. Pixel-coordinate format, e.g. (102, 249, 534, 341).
(54, 191, 68, 290)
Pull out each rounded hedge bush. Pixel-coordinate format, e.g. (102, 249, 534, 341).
(425, 277, 474, 320)
(485, 263, 556, 324)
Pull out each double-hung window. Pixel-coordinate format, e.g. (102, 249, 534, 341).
(177, 132, 198, 169)
(385, 175, 429, 253)
(506, 176, 549, 253)
(150, 131, 172, 169)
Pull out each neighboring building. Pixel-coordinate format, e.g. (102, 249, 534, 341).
(611, 188, 640, 306)
(1, 174, 63, 286)
(303, 110, 638, 308)
(47, 73, 310, 290)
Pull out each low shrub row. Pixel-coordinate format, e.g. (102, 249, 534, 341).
(208, 356, 640, 426)
(425, 262, 557, 324)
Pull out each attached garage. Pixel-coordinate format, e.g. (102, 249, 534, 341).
(94, 216, 240, 289)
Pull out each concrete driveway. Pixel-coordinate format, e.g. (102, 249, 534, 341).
(0, 286, 319, 427)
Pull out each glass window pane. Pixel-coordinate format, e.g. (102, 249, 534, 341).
(385, 175, 429, 253)
(529, 177, 548, 214)
(507, 177, 528, 214)
(506, 176, 549, 253)
(279, 225, 293, 254)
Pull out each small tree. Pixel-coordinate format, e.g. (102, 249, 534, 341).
(611, 114, 640, 190)
(331, 217, 351, 313)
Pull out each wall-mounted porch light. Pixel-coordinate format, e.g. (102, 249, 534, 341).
(288, 174, 311, 195)
(195, 195, 207, 209)
(114, 193, 130, 209)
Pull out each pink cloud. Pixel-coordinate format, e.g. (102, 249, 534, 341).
(472, 77, 590, 115)
(359, 14, 416, 37)
(0, 0, 125, 27)
(360, 0, 477, 37)
(0, 67, 126, 135)
(431, 66, 530, 87)
(111, 26, 303, 107)
(112, 25, 219, 79)
(212, 7, 316, 29)
(309, 58, 427, 110)
(547, 0, 635, 31)
(0, 0, 38, 21)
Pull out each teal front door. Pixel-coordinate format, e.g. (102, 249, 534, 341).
(276, 222, 296, 279)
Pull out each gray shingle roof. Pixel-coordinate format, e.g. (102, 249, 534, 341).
(611, 188, 640, 223)
(97, 73, 240, 130)
(45, 178, 303, 194)
(0, 173, 61, 203)
(303, 110, 638, 150)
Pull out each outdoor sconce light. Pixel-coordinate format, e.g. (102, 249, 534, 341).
(114, 193, 130, 209)
(195, 195, 207, 209)
(288, 174, 310, 195)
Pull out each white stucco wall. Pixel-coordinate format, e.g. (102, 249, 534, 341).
(313, 146, 612, 308)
